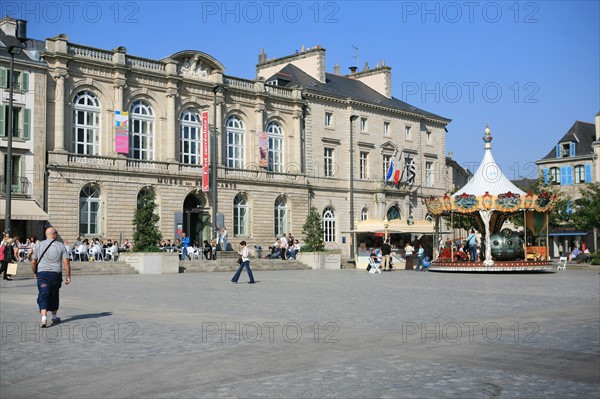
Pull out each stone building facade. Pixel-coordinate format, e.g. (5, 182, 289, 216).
(0, 17, 48, 238)
(38, 34, 451, 255)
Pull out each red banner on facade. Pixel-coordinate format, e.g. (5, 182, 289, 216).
(202, 110, 209, 192)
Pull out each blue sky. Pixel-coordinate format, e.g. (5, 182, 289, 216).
(7, 0, 599, 178)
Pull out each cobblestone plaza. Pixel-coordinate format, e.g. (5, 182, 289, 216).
(1, 269, 599, 398)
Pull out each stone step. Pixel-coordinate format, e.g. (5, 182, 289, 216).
(180, 258, 310, 273)
(11, 261, 139, 278)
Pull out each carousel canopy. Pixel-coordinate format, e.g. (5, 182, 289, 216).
(452, 126, 525, 197)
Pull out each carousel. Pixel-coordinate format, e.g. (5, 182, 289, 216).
(424, 125, 557, 272)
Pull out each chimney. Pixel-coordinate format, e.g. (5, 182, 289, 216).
(349, 66, 358, 74)
(596, 112, 600, 141)
(448, 151, 453, 159)
(362, 62, 370, 72)
(256, 46, 327, 83)
(258, 48, 267, 65)
(333, 63, 340, 75)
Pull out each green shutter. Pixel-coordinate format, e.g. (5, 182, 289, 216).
(0, 106, 5, 137)
(0, 68, 7, 89)
(23, 108, 31, 139)
(21, 72, 29, 92)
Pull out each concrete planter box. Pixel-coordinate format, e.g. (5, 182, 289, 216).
(121, 252, 179, 274)
(297, 251, 341, 270)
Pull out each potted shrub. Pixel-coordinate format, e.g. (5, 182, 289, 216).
(297, 207, 341, 270)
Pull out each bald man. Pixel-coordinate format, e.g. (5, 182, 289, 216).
(31, 227, 71, 328)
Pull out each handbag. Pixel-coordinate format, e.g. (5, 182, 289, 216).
(237, 257, 243, 265)
(7, 262, 18, 275)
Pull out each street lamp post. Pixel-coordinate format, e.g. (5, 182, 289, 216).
(4, 19, 27, 237)
(212, 85, 224, 241)
(349, 115, 359, 259)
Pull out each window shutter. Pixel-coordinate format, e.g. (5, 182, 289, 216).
(569, 142, 576, 157)
(0, 106, 5, 137)
(555, 144, 561, 158)
(561, 166, 568, 185)
(21, 72, 29, 92)
(23, 108, 31, 139)
(543, 168, 549, 184)
(585, 164, 592, 183)
(0, 68, 7, 89)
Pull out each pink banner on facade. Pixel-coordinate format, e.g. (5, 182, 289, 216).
(258, 131, 268, 168)
(202, 110, 209, 192)
(114, 111, 129, 154)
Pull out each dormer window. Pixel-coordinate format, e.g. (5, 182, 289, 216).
(556, 142, 576, 158)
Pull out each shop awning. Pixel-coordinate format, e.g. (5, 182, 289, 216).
(350, 219, 434, 234)
(0, 199, 49, 221)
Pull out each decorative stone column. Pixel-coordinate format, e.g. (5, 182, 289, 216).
(165, 88, 178, 162)
(53, 72, 68, 152)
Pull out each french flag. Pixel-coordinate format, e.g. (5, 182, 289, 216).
(386, 158, 395, 182)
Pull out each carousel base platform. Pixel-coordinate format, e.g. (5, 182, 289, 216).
(428, 261, 556, 273)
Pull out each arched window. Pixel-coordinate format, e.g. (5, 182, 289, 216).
(80, 185, 101, 236)
(72, 90, 100, 155)
(267, 121, 284, 172)
(323, 207, 336, 243)
(233, 193, 249, 236)
(180, 108, 202, 164)
(387, 206, 400, 220)
(227, 115, 245, 168)
(549, 167, 561, 185)
(274, 195, 288, 236)
(137, 187, 156, 209)
(130, 100, 154, 160)
(361, 207, 368, 221)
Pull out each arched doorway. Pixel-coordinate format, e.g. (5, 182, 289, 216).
(183, 193, 211, 244)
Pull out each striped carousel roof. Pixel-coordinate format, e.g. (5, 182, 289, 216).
(452, 126, 525, 197)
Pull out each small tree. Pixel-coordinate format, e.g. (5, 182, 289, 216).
(572, 182, 600, 230)
(302, 207, 324, 252)
(132, 190, 162, 252)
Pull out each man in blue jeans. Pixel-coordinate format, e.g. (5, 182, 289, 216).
(467, 228, 478, 262)
(31, 227, 71, 328)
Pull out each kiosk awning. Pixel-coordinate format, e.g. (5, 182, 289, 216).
(0, 199, 49, 221)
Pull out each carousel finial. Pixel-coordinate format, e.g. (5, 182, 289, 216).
(483, 123, 493, 149)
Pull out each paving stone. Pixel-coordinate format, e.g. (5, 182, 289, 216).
(0, 270, 598, 398)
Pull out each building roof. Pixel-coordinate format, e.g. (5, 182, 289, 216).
(267, 64, 451, 124)
(540, 121, 596, 160)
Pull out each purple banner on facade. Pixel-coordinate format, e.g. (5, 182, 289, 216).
(258, 131, 268, 168)
(115, 111, 129, 154)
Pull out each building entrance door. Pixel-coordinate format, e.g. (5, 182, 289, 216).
(183, 193, 211, 244)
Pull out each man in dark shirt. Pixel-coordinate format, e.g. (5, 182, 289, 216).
(381, 239, 392, 271)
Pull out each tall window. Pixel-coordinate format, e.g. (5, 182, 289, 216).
(405, 126, 411, 140)
(233, 193, 249, 236)
(227, 115, 245, 168)
(3, 155, 22, 193)
(549, 167, 561, 185)
(574, 165, 585, 183)
(387, 206, 400, 220)
(274, 195, 288, 236)
(267, 121, 284, 172)
(324, 148, 334, 177)
(384, 122, 390, 136)
(361, 207, 368, 221)
(426, 131, 432, 145)
(130, 100, 154, 160)
(425, 161, 434, 187)
(360, 151, 369, 179)
(72, 90, 100, 155)
(80, 185, 101, 235)
(383, 154, 392, 179)
(325, 112, 333, 127)
(360, 117, 368, 132)
(323, 207, 336, 243)
(180, 108, 201, 164)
